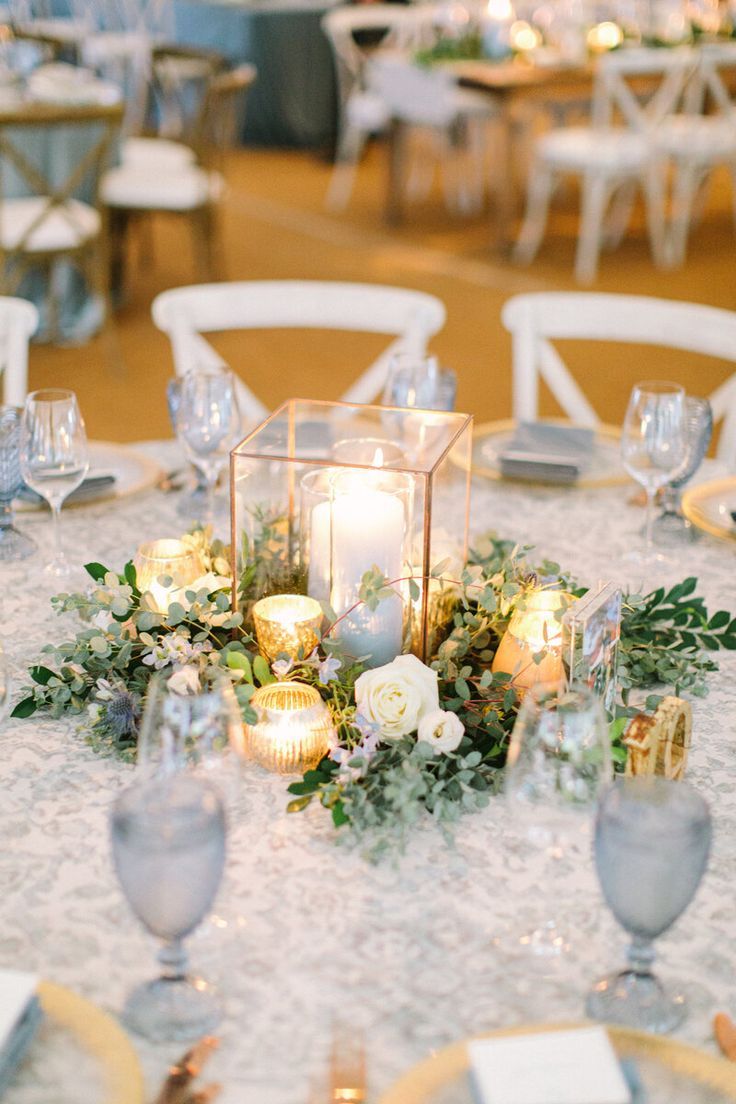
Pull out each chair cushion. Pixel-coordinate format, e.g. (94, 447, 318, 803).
(121, 137, 197, 169)
(101, 164, 222, 210)
(656, 115, 736, 159)
(0, 197, 100, 252)
(345, 90, 391, 132)
(538, 126, 650, 170)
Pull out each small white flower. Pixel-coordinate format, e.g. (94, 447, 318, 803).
(417, 709, 464, 755)
(167, 665, 201, 695)
(354, 654, 439, 741)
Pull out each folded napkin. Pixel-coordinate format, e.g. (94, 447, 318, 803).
(497, 422, 595, 485)
(468, 1026, 631, 1104)
(17, 474, 116, 507)
(0, 970, 42, 1097)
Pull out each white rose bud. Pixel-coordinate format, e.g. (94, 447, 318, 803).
(354, 653, 439, 741)
(417, 709, 465, 754)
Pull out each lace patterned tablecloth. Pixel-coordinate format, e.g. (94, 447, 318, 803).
(2, 441, 735, 1104)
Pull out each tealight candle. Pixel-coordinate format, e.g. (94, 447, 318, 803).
(133, 539, 205, 615)
(492, 591, 573, 693)
(244, 681, 334, 773)
(586, 20, 624, 52)
(252, 594, 323, 663)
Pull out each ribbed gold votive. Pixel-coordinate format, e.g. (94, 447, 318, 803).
(133, 538, 205, 614)
(252, 594, 323, 663)
(244, 681, 333, 774)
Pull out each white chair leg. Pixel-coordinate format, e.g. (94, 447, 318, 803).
(325, 125, 369, 211)
(666, 161, 699, 268)
(513, 160, 556, 265)
(729, 161, 736, 238)
(603, 179, 636, 251)
(406, 127, 438, 203)
(575, 172, 609, 284)
(641, 162, 668, 268)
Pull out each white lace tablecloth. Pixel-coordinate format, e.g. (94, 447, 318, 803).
(2, 440, 736, 1104)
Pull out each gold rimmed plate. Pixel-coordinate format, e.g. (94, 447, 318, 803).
(8, 981, 145, 1104)
(380, 1022, 736, 1103)
(454, 419, 627, 489)
(682, 477, 736, 544)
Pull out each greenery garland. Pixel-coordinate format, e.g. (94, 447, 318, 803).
(11, 528, 736, 856)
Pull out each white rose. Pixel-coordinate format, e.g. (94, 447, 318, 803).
(354, 654, 439, 741)
(417, 709, 465, 755)
(167, 666, 201, 695)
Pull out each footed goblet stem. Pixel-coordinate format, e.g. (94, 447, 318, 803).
(158, 938, 188, 982)
(627, 935, 656, 977)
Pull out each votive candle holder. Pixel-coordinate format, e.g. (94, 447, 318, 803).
(244, 681, 333, 774)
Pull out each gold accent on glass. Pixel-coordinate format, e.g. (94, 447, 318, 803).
(244, 681, 333, 774)
(252, 593, 323, 663)
(133, 539, 205, 614)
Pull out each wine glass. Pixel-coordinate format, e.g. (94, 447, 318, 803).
(175, 367, 241, 529)
(505, 683, 612, 955)
(166, 377, 209, 521)
(586, 777, 712, 1032)
(621, 381, 685, 568)
(20, 389, 89, 578)
(0, 405, 36, 561)
(382, 353, 457, 412)
(110, 773, 227, 1041)
(655, 397, 713, 538)
(137, 674, 244, 810)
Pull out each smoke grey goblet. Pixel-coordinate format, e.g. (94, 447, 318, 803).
(0, 406, 36, 561)
(586, 777, 711, 1033)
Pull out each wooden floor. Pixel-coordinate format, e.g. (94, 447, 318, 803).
(25, 139, 736, 442)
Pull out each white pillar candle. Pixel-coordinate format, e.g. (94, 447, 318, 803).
(308, 498, 332, 603)
(330, 485, 405, 667)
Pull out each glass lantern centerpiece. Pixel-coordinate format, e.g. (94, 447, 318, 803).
(231, 399, 473, 668)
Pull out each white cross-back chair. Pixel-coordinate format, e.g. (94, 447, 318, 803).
(0, 296, 39, 405)
(501, 292, 736, 465)
(655, 42, 736, 266)
(151, 280, 446, 424)
(514, 47, 697, 283)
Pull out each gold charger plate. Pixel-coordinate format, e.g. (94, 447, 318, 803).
(35, 981, 145, 1104)
(681, 477, 736, 544)
(455, 419, 627, 489)
(379, 1022, 736, 1103)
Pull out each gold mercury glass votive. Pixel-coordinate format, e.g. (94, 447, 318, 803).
(244, 681, 333, 774)
(252, 594, 323, 663)
(133, 538, 205, 614)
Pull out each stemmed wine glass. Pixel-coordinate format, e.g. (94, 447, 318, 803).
(586, 777, 712, 1032)
(175, 368, 241, 529)
(110, 773, 227, 1041)
(20, 389, 89, 578)
(621, 381, 685, 568)
(137, 674, 244, 809)
(505, 683, 612, 956)
(0, 405, 36, 561)
(656, 397, 713, 538)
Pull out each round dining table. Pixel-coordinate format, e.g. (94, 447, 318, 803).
(2, 437, 735, 1103)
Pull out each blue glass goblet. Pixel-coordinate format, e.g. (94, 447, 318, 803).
(586, 777, 711, 1033)
(0, 406, 36, 561)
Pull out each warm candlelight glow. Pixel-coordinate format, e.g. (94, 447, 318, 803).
(586, 21, 624, 52)
(492, 591, 573, 693)
(510, 19, 542, 50)
(133, 539, 205, 615)
(252, 594, 323, 663)
(244, 681, 334, 773)
(486, 0, 514, 19)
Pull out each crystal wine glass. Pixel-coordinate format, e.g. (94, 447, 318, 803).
(137, 674, 244, 809)
(621, 380, 686, 568)
(175, 368, 240, 530)
(0, 405, 36, 561)
(586, 776, 712, 1032)
(166, 376, 209, 521)
(656, 397, 713, 537)
(110, 773, 227, 1041)
(20, 389, 89, 578)
(505, 683, 612, 955)
(382, 353, 457, 412)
